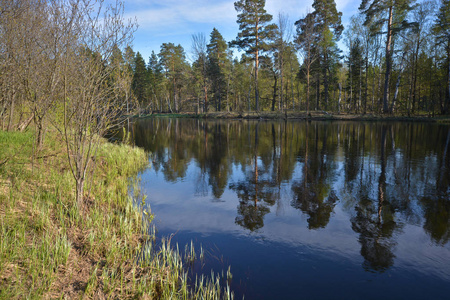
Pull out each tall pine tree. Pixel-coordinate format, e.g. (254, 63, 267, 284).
(158, 43, 187, 112)
(132, 52, 148, 109)
(360, 0, 416, 114)
(312, 0, 344, 111)
(207, 28, 228, 111)
(148, 51, 163, 111)
(231, 0, 277, 111)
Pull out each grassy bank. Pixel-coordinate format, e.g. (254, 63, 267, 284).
(0, 129, 232, 299)
(139, 111, 450, 122)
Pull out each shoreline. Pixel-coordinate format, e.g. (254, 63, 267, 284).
(134, 111, 450, 123)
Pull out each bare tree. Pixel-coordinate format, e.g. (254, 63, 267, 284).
(59, 0, 136, 208)
(0, 0, 30, 132)
(273, 12, 292, 111)
(191, 33, 208, 113)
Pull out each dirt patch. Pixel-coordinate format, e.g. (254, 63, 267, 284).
(46, 226, 94, 299)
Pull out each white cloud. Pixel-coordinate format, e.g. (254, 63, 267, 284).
(125, 0, 236, 33)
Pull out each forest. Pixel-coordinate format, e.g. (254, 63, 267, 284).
(127, 0, 450, 116)
(2, 0, 450, 130)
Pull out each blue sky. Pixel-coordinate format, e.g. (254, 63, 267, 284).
(123, 0, 359, 63)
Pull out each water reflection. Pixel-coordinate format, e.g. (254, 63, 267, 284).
(291, 122, 338, 229)
(130, 118, 450, 276)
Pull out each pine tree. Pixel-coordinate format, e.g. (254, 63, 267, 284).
(123, 46, 135, 74)
(312, 0, 344, 111)
(132, 52, 148, 109)
(148, 51, 164, 112)
(231, 0, 277, 111)
(360, 0, 416, 114)
(207, 28, 228, 111)
(158, 43, 187, 112)
(347, 38, 364, 113)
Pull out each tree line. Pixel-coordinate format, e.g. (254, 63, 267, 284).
(127, 0, 450, 116)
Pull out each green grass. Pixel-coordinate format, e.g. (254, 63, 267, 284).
(0, 129, 233, 299)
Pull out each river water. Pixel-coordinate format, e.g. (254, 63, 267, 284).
(130, 118, 450, 300)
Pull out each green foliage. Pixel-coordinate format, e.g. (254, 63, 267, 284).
(231, 0, 277, 111)
(132, 52, 149, 106)
(232, 0, 277, 54)
(158, 43, 189, 112)
(360, 0, 417, 35)
(347, 38, 365, 112)
(313, 0, 344, 38)
(208, 28, 229, 112)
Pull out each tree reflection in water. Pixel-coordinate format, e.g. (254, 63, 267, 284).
(291, 122, 338, 229)
(230, 123, 276, 231)
(129, 118, 450, 272)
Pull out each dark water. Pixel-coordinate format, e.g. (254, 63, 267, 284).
(130, 118, 450, 300)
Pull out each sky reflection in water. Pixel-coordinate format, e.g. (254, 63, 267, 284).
(131, 118, 450, 300)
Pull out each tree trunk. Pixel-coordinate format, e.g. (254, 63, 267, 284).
(247, 78, 252, 112)
(204, 83, 208, 113)
(76, 177, 85, 209)
(358, 62, 362, 114)
(35, 116, 45, 149)
(350, 58, 353, 113)
(390, 51, 407, 114)
(173, 77, 178, 113)
(364, 43, 369, 114)
(291, 73, 295, 110)
(306, 66, 310, 114)
(409, 38, 420, 115)
(255, 50, 259, 111)
(17, 114, 33, 132)
(272, 74, 277, 111)
(226, 75, 230, 112)
(316, 75, 320, 111)
(338, 82, 342, 114)
(280, 55, 284, 111)
(218, 92, 222, 112)
(382, 6, 393, 114)
(324, 54, 329, 111)
(7, 94, 15, 131)
(445, 41, 450, 115)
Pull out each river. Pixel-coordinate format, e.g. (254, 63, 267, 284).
(129, 118, 450, 300)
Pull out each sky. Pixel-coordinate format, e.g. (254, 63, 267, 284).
(122, 0, 359, 63)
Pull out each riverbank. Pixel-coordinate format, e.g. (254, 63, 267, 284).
(139, 111, 450, 122)
(0, 129, 232, 299)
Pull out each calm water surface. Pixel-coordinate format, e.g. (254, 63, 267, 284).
(130, 118, 450, 300)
